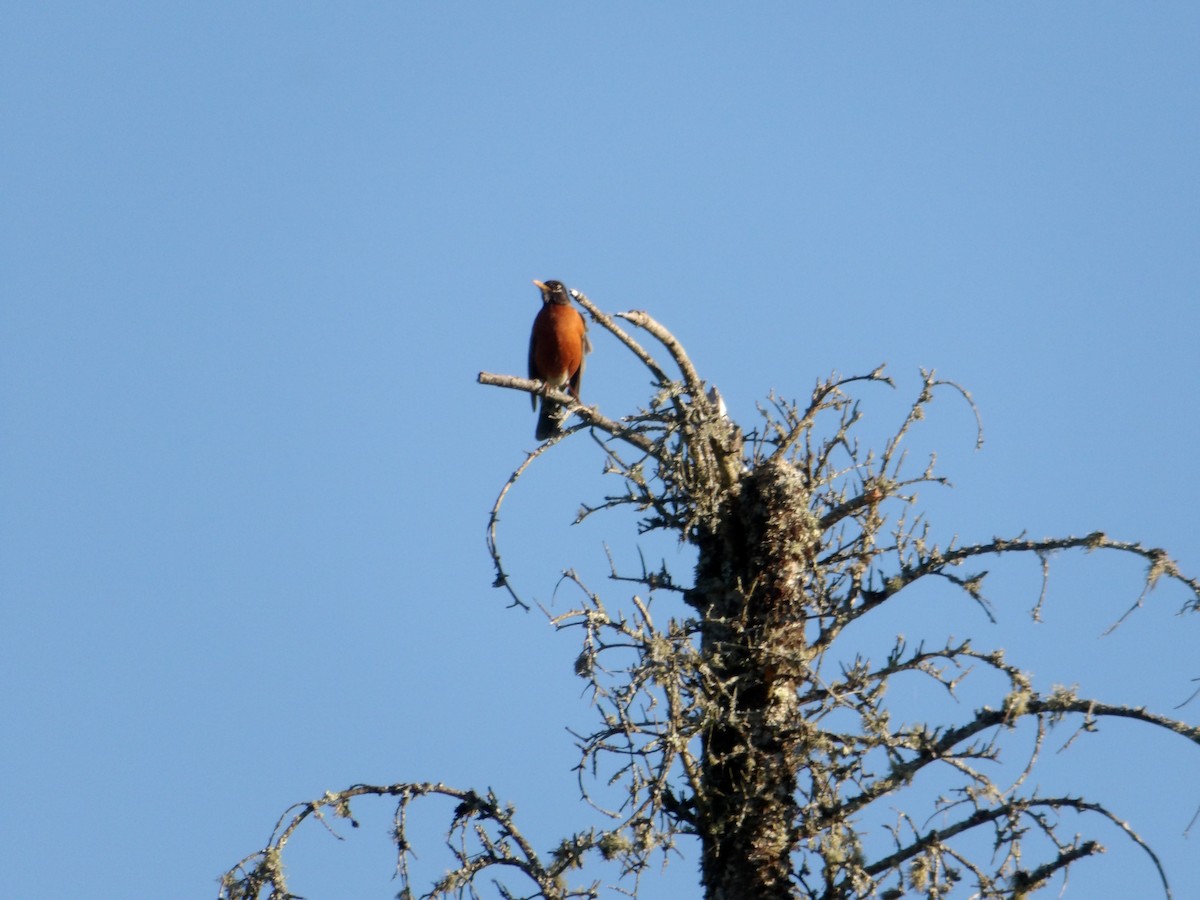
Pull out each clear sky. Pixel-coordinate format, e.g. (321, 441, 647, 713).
(3, 4, 1198, 899)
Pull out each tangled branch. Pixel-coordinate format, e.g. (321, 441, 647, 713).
(219, 782, 607, 900)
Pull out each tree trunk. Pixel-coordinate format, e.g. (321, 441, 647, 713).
(693, 458, 817, 900)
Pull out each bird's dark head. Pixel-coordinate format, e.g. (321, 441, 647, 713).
(533, 279, 571, 305)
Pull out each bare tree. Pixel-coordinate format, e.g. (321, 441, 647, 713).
(220, 291, 1200, 900)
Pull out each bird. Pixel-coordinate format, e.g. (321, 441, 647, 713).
(528, 279, 591, 440)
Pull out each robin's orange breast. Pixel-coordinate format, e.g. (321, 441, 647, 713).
(531, 303, 587, 394)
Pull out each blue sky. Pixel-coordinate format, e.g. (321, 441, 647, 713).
(3, 4, 1198, 898)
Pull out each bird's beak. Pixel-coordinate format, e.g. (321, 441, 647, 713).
(532, 279, 547, 291)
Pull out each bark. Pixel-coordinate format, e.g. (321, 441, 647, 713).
(694, 457, 819, 900)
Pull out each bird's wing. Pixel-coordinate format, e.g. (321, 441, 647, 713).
(570, 309, 588, 399)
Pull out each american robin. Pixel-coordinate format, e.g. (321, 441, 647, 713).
(528, 279, 591, 440)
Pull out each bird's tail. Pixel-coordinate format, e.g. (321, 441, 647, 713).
(535, 397, 568, 441)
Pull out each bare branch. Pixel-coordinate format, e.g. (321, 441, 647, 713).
(477, 371, 657, 455)
(568, 289, 674, 390)
(612, 309, 706, 404)
(869, 531, 1200, 620)
(218, 782, 607, 900)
